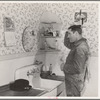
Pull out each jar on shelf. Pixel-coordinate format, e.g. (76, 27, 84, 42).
(49, 64, 53, 75)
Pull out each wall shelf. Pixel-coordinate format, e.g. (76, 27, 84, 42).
(41, 36, 61, 38)
(39, 21, 61, 55)
(39, 49, 60, 53)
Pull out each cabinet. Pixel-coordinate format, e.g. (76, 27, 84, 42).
(39, 22, 61, 53)
(40, 82, 65, 97)
(41, 88, 57, 97)
(57, 82, 65, 96)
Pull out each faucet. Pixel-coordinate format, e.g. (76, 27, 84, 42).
(27, 68, 40, 76)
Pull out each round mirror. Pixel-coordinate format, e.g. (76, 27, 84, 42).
(22, 26, 36, 52)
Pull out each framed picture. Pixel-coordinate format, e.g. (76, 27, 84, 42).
(3, 16, 16, 46)
(3, 17, 15, 32)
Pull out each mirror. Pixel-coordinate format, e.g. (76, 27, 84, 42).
(39, 11, 62, 37)
(22, 26, 36, 52)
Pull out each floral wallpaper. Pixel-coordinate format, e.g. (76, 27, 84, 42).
(0, 3, 98, 58)
(43, 3, 98, 59)
(0, 3, 45, 56)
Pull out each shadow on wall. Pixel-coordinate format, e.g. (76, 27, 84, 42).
(82, 56, 98, 97)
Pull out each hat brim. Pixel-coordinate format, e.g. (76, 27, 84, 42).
(10, 85, 32, 91)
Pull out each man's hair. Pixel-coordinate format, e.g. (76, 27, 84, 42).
(68, 25, 82, 35)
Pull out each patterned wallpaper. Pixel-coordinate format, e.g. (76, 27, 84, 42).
(0, 3, 45, 56)
(0, 3, 98, 58)
(43, 3, 98, 59)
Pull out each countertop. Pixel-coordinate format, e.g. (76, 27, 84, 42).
(40, 73, 65, 81)
(0, 84, 47, 96)
(0, 78, 63, 96)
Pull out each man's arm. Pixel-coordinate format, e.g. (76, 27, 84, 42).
(63, 47, 87, 74)
(64, 31, 74, 49)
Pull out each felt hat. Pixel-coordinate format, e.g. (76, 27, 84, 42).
(10, 79, 32, 91)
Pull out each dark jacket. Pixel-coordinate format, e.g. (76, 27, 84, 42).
(63, 32, 90, 82)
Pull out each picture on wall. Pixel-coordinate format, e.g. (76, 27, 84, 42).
(3, 17, 15, 32)
(3, 16, 16, 47)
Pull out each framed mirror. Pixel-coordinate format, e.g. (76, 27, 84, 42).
(22, 26, 36, 52)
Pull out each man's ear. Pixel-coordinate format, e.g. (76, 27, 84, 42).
(74, 31, 78, 35)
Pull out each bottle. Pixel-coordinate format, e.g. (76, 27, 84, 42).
(53, 32, 56, 37)
(41, 64, 47, 72)
(49, 64, 52, 75)
(44, 40, 48, 50)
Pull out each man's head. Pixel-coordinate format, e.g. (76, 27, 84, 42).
(67, 25, 82, 42)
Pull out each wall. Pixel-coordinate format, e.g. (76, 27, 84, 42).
(0, 3, 45, 55)
(0, 54, 45, 86)
(82, 56, 98, 97)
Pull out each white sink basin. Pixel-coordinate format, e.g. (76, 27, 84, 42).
(32, 78, 62, 91)
(31, 78, 62, 96)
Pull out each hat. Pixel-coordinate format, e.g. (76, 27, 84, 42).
(10, 79, 32, 91)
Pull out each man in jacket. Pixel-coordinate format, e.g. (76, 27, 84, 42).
(60, 25, 90, 96)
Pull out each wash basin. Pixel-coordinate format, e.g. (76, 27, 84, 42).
(31, 78, 62, 96)
(32, 78, 62, 92)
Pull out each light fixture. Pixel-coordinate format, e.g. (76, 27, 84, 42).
(74, 10, 87, 25)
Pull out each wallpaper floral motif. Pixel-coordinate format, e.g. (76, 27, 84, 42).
(0, 3, 44, 56)
(44, 3, 98, 58)
(0, 3, 98, 58)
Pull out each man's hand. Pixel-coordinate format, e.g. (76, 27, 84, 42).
(59, 57, 65, 71)
(60, 63, 65, 71)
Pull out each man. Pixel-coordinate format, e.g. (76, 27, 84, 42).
(60, 25, 90, 96)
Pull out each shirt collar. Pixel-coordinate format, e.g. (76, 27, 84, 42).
(74, 38, 87, 47)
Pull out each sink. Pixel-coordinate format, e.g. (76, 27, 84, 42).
(31, 78, 62, 96)
(32, 78, 62, 92)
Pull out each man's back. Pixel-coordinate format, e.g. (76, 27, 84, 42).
(64, 38, 90, 80)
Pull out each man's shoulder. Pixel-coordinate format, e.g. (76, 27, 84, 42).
(76, 41, 89, 54)
(78, 40, 89, 49)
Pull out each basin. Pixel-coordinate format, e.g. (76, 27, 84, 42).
(32, 78, 62, 91)
(32, 78, 62, 96)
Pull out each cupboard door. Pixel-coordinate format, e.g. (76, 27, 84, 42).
(57, 82, 65, 96)
(41, 88, 57, 97)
